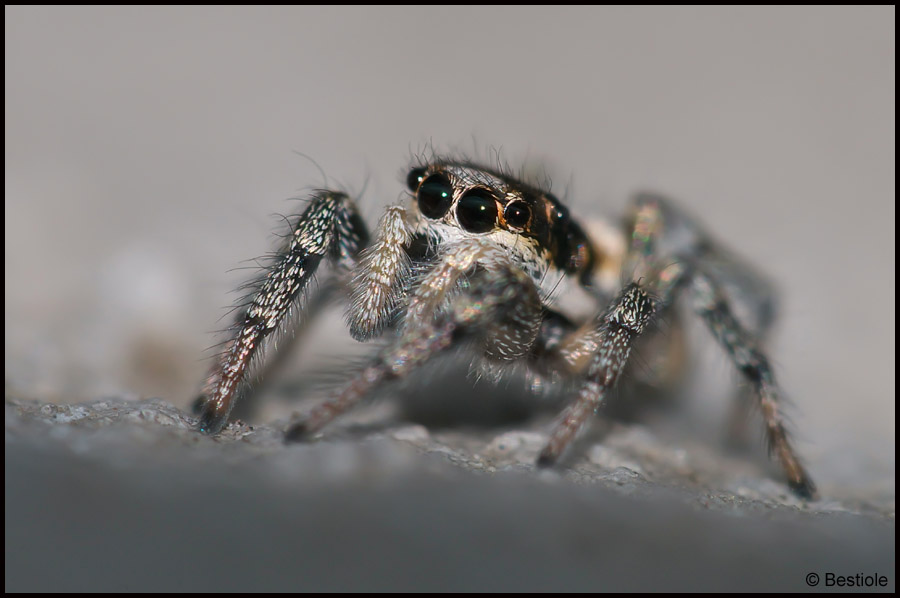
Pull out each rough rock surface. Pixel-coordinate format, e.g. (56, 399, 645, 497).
(6, 396, 894, 592)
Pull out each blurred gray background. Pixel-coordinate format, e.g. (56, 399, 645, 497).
(5, 6, 895, 591)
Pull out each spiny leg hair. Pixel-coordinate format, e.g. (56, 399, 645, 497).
(197, 190, 369, 435)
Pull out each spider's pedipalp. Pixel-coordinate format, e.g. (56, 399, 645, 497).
(286, 239, 542, 440)
(347, 205, 415, 341)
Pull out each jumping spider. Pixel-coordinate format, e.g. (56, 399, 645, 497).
(194, 156, 816, 498)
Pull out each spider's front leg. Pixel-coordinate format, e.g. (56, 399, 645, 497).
(196, 191, 369, 435)
(285, 240, 542, 440)
(535, 195, 686, 465)
(536, 273, 682, 467)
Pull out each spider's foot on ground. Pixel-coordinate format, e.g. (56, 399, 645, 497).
(196, 403, 229, 436)
(789, 477, 818, 501)
(535, 449, 558, 469)
(284, 420, 314, 444)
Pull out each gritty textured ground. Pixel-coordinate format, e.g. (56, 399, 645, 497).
(6, 395, 894, 592)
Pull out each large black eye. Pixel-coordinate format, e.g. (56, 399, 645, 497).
(503, 200, 531, 230)
(456, 189, 498, 233)
(406, 167, 427, 191)
(417, 173, 453, 219)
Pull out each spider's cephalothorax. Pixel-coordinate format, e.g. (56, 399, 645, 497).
(402, 162, 596, 289)
(195, 157, 816, 499)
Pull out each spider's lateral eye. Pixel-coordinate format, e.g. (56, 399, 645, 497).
(551, 199, 569, 223)
(456, 189, 499, 233)
(417, 173, 453, 219)
(504, 201, 531, 230)
(406, 167, 427, 191)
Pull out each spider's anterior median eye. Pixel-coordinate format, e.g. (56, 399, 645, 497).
(503, 200, 531, 230)
(406, 167, 427, 191)
(417, 173, 453, 219)
(456, 189, 499, 233)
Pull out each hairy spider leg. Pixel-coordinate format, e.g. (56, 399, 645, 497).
(536, 271, 685, 467)
(534, 191, 682, 465)
(690, 269, 816, 498)
(631, 194, 786, 448)
(632, 194, 815, 497)
(196, 191, 369, 435)
(537, 194, 815, 498)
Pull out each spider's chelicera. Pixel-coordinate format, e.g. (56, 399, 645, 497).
(195, 157, 816, 498)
